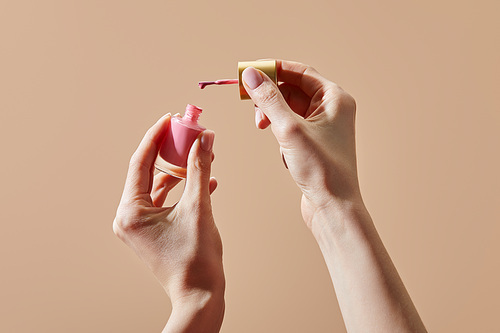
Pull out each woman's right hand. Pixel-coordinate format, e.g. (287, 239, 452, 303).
(242, 60, 361, 232)
(244, 60, 428, 333)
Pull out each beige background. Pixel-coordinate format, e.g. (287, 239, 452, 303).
(1, 0, 499, 332)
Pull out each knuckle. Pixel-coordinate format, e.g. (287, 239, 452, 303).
(304, 65, 318, 75)
(280, 120, 304, 139)
(113, 205, 148, 234)
(192, 156, 209, 172)
(112, 219, 124, 239)
(325, 87, 356, 117)
(336, 92, 357, 114)
(256, 84, 282, 108)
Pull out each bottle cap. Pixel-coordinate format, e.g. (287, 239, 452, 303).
(238, 60, 277, 100)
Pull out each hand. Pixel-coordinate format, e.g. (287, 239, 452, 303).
(113, 114, 224, 332)
(242, 60, 360, 232)
(244, 62, 428, 333)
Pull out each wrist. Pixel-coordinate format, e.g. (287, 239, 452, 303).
(164, 287, 225, 333)
(309, 197, 371, 247)
(171, 283, 225, 308)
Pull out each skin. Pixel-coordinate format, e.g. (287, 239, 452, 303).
(113, 115, 224, 333)
(113, 59, 427, 332)
(243, 60, 427, 333)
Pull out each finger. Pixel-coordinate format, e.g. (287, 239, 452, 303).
(183, 130, 215, 201)
(276, 59, 331, 98)
(278, 83, 312, 118)
(242, 67, 297, 130)
(209, 177, 218, 195)
(255, 106, 271, 129)
(151, 172, 182, 207)
(123, 114, 171, 201)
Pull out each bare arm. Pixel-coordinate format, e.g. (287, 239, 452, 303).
(243, 60, 427, 332)
(163, 291, 225, 333)
(312, 202, 425, 332)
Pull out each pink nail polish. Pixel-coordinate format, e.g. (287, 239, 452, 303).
(155, 104, 207, 179)
(198, 60, 277, 100)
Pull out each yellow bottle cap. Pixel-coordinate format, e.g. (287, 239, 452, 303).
(238, 60, 277, 100)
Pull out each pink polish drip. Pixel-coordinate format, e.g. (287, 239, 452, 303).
(198, 79, 239, 89)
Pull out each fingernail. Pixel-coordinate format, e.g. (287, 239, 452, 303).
(201, 131, 214, 152)
(242, 67, 264, 90)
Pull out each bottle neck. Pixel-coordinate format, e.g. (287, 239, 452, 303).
(183, 104, 202, 123)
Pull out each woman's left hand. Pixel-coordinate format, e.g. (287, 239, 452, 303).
(113, 114, 224, 332)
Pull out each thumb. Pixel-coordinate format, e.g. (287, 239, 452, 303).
(183, 130, 215, 201)
(242, 67, 296, 130)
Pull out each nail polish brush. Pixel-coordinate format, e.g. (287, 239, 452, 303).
(198, 60, 277, 100)
(198, 79, 239, 89)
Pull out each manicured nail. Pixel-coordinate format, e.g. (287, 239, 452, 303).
(242, 67, 264, 90)
(201, 131, 215, 152)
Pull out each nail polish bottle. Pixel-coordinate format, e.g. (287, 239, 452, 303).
(155, 104, 206, 179)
